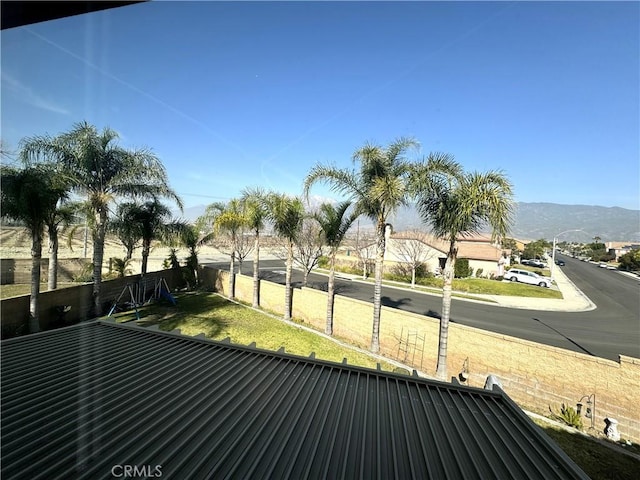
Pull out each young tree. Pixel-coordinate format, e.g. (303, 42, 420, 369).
(314, 201, 358, 335)
(275, 218, 322, 287)
(21, 121, 182, 315)
(1, 165, 69, 332)
(393, 230, 438, 288)
(266, 193, 305, 320)
(240, 187, 268, 308)
(416, 168, 514, 380)
(351, 225, 376, 279)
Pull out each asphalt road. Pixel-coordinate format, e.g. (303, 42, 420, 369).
(204, 256, 640, 361)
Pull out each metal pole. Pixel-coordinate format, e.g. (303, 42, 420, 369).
(551, 237, 557, 280)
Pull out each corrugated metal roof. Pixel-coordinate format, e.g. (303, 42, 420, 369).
(1, 321, 588, 480)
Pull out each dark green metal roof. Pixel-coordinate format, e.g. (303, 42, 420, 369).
(1, 321, 588, 479)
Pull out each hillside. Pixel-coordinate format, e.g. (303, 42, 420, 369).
(387, 202, 640, 242)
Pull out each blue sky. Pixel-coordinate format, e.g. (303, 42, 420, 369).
(2, 1, 639, 212)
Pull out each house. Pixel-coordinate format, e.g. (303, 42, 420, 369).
(605, 241, 640, 261)
(375, 229, 510, 277)
(1, 321, 588, 479)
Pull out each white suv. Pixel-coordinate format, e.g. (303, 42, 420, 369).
(504, 268, 552, 288)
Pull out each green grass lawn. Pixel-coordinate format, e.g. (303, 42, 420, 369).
(374, 275, 563, 299)
(532, 419, 640, 480)
(108, 291, 409, 374)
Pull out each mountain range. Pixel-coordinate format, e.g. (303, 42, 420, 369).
(175, 202, 640, 243)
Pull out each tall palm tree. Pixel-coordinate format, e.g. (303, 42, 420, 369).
(211, 199, 248, 300)
(1, 165, 68, 332)
(416, 168, 514, 380)
(20, 121, 182, 316)
(314, 201, 357, 335)
(304, 137, 420, 353)
(266, 192, 305, 321)
(241, 187, 268, 308)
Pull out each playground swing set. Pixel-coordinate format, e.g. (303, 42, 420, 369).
(107, 277, 176, 321)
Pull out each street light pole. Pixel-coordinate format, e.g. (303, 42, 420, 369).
(551, 229, 584, 280)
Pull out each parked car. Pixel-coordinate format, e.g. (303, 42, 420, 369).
(555, 259, 565, 266)
(529, 259, 547, 268)
(504, 268, 552, 288)
(520, 259, 533, 266)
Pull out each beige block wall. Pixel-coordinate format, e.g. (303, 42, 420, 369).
(210, 268, 640, 443)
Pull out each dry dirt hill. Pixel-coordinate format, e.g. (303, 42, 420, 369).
(0, 226, 227, 275)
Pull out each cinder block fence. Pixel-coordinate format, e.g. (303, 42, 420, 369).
(201, 267, 640, 444)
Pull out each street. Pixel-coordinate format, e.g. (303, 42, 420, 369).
(204, 256, 640, 361)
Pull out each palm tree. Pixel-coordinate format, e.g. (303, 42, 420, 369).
(20, 121, 182, 316)
(44, 198, 77, 290)
(241, 187, 268, 308)
(304, 137, 420, 352)
(266, 193, 305, 321)
(1, 165, 69, 332)
(178, 223, 208, 288)
(130, 200, 178, 276)
(211, 199, 248, 300)
(314, 201, 357, 335)
(110, 202, 144, 260)
(111, 257, 133, 278)
(415, 168, 514, 380)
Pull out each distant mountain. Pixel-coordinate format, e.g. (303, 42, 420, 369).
(508, 203, 640, 242)
(176, 202, 640, 243)
(387, 202, 640, 243)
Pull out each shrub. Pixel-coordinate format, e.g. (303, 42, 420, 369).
(475, 268, 484, 278)
(549, 403, 583, 430)
(454, 258, 471, 278)
(389, 262, 429, 279)
(317, 256, 330, 269)
(73, 263, 94, 283)
(110, 257, 133, 278)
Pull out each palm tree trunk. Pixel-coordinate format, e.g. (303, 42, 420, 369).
(284, 240, 294, 320)
(47, 228, 58, 290)
(252, 231, 260, 308)
(29, 231, 43, 333)
(92, 211, 107, 317)
(371, 222, 386, 353)
(141, 240, 151, 276)
(436, 245, 457, 380)
(229, 252, 236, 300)
(326, 251, 336, 335)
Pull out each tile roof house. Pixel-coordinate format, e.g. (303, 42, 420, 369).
(380, 230, 510, 277)
(1, 321, 588, 479)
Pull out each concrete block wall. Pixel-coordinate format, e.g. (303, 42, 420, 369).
(207, 268, 640, 443)
(1, 269, 183, 338)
